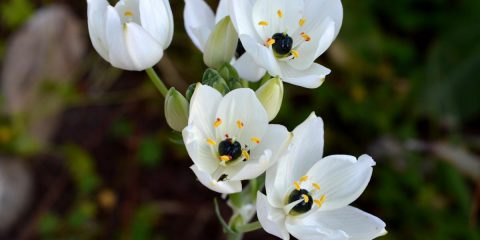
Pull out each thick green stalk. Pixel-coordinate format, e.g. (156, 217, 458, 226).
(145, 67, 168, 97)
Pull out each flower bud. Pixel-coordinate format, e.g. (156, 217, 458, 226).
(203, 16, 238, 69)
(164, 88, 189, 132)
(255, 77, 284, 121)
(202, 68, 230, 95)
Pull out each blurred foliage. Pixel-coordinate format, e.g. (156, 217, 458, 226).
(0, 0, 478, 239)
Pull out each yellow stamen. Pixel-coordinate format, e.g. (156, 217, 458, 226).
(302, 194, 309, 203)
(219, 155, 231, 161)
(236, 120, 244, 129)
(124, 11, 134, 17)
(214, 118, 222, 128)
(299, 18, 306, 27)
(258, 21, 269, 26)
(251, 137, 261, 144)
(294, 181, 301, 191)
(207, 138, 217, 145)
(277, 10, 283, 18)
(314, 195, 326, 207)
(301, 32, 311, 42)
(291, 50, 299, 58)
(300, 176, 309, 182)
(312, 183, 321, 190)
(266, 38, 276, 46)
(242, 150, 250, 160)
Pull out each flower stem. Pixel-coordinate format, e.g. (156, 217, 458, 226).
(235, 221, 262, 233)
(145, 67, 168, 97)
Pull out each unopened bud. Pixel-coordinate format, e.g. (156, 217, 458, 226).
(164, 88, 189, 132)
(202, 68, 230, 95)
(255, 77, 284, 121)
(203, 16, 238, 69)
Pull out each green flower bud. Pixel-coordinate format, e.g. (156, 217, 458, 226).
(185, 83, 196, 102)
(255, 77, 284, 121)
(202, 68, 230, 95)
(164, 88, 189, 132)
(203, 16, 238, 69)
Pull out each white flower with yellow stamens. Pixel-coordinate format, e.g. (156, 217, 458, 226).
(184, 0, 266, 81)
(257, 113, 387, 240)
(183, 84, 290, 194)
(87, 0, 173, 71)
(230, 0, 343, 88)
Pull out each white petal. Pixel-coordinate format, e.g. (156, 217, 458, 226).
(214, 88, 268, 149)
(229, 124, 290, 181)
(106, 7, 164, 71)
(252, 0, 304, 39)
(266, 113, 323, 206)
(280, 62, 330, 88)
(233, 53, 267, 82)
(215, 0, 231, 23)
(182, 125, 219, 174)
(289, 19, 335, 70)
(256, 193, 290, 240)
(230, 0, 261, 42)
(87, 0, 110, 61)
(302, 206, 387, 240)
(303, 0, 343, 38)
(140, 0, 174, 48)
(307, 155, 376, 211)
(184, 0, 215, 51)
(190, 165, 242, 193)
(239, 34, 282, 77)
(285, 217, 349, 240)
(188, 84, 223, 138)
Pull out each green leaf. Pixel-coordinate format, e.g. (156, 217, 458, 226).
(137, 136, 163, 167)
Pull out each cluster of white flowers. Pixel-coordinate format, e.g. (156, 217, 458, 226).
(87, 0, 387, 239)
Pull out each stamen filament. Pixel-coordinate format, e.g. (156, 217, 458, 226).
(294, 181, 301, 191)
(266, 38, 276, 46)
(301, 194, 309, 203)
(242, 150, 250, 160)
(312, 183, 321, 190)
(300, 176, 309, 182)
(251, 137, 261, 144)
(277, 10, 283, 18)
(258, 21, 269, 26)
(207, 138, 217, 145)
(314, 195, 327, 208)
(219, 155, 232, 161)
(291, 50, 299, 58)
(214, 118, 222, 128)
(301, 32, 311, 42)
(236, 120, 244, 129)
(124, 11, 133, 17)
(299, 18, 306, 27)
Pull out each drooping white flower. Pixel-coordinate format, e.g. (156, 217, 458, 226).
(182, 84, 290, 194)
(230, 0, 343, 88)
(257, 113, 387, 240)
(184, 0, 266, 81)
(87, 0, 174, 71)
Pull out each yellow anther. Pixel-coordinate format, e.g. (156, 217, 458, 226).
(312, 183, 321, 190)
(219, 155, 232, 161)
(258, 21, 269, 26)
(207, 138, 217, 145)
(236, 120, 244, 129)
(124, 11, 134, 17)
(291, 50, 299, 58)
(314, 195, 326, 207)
(300, 176, 309, 182)
(242, 150, 250, 160)
(302, 194, 309, 203)
(214, 118, 222, 128)
(251, 137, 261, 144)
(294, 181, 301, 191)
(266, 38, 276, 46)
(301, 32, 311, 42)
(277, 10, 283, 18)
(299, 18, 306, 27)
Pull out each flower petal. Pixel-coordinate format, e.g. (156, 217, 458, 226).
(214, 88, 268, 149)
(233, 53, 266, 82)
(190, 165, 241, 193)
(285, 217, 349, 240)
(302, 206, 387, 240)
(184, 0, 215, 51)
(188, 84, 223, 138)
(215, 0, 231, 23)
(230, 0, 261, 42)
(87, 0, 110, 61)
(280, 62, 330, 88)
(307, 154, 376, 211)
(239, 34, 282, 77)
(257, 192, 290, 240)
(182, 125, 218, 174)
(266, 113, 323, 206)
(252, 0, 304, 39)
(303, 0, 343, 38)
(140, 0, 174, 48)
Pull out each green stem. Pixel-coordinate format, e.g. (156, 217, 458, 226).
(235, 221, 262, 233)
(145, 67, 168, 97)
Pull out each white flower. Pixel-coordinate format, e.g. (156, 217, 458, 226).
(230, 0, 343, 88)
(87, 0, 174, 71)
(184, 0, 266, 81)
(257, 113, 387, 240)
(182, 84, 290, 194)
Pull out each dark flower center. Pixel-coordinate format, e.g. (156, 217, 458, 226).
(218, 138, 242, 160)
(235, 40, 246, 58)
(288, 189, 313, 215)
(272, 33, 293, 56)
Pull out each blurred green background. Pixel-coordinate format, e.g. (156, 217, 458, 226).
(0, 0, 479, 239)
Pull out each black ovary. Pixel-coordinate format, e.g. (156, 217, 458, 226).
(288, 189, 313, 214)
(218, 139, 242, 160)
(272, 33, 293, 55)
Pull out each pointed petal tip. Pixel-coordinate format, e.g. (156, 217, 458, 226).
(359, 154, 376, 167)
